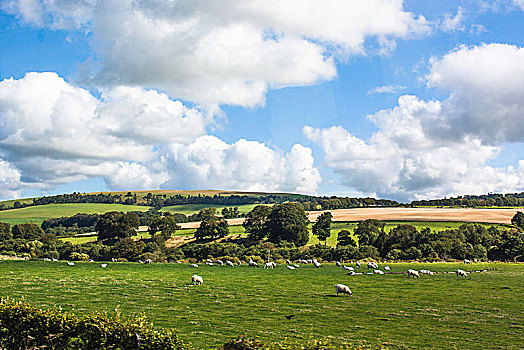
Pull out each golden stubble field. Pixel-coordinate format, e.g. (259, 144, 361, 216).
(179, 207, 521, 228)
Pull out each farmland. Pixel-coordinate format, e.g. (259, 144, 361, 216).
(0, 260, 522, 349)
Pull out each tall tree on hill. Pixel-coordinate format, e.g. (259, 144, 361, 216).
(353, 219, 385, 248)
(96, 211, 140, 243)
(11, 223, 44, 240)
(312, 212, 332, 245)
(194, 208, 229, 240)
(264, 202, 309, 246)
(243, 205, 272, 240)
(0, 222, 12, 240)
(512, 211, 524, 230)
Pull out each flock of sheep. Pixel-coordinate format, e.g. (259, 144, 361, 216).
(53, 257, 496, 297)
(184, 258, 492, 296)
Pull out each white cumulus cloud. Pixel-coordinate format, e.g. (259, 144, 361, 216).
(0, 72, 321, 197)
(306, 43, 524, 200)
(4, 0, 430, 108)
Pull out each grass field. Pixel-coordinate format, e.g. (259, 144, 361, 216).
(162, 203, 261, 215)
(0, 203, 149, 225)
(0, 260, 522, 349)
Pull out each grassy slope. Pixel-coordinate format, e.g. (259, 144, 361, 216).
(161, 203, 261, 215)
(0, 203, 149, 225)
(0, 260, 521, 349)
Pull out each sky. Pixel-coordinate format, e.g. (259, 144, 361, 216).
(0, 0, 523, 202)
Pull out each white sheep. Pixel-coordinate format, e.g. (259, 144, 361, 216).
(217, 260, 224, 266)
(343, 266, 354, 271)
(248, 260, 258, 267)
(420, 269, 434, 275)
(336, 261, 341, 267)
(145, 259, 152, 264)
(287, 265, 295, 270)
(335, 284, 352, 296)
(190, 263, 199, 268)
(286, 259, 291, 264)
(293, 264, 300, 268)
(67, 261, 75, 266)
(205, 262, 214, 266)
(355, 261, 361, 268)
(314, 261, 321, 268)
(384, 265, 390, 271)
(367, 262, 378, 269)
(226, 261, 235, 267)
(264, 262, 275, 269)
(407, 269, 420, 278)
(374, 269, 384, 275)
(464, 259, 471, 264)
(191, 275, 203, 285)
(100, 263, 107, 268)
(456, 269, 468, 277)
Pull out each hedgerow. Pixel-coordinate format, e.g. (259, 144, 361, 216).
(0, 298, 188, 350)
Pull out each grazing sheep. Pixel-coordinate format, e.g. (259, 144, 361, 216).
(293, 264, 300, 268)
(367, 262, 378, 269)
(456, 269, 468, 277)
(112, 258, 117, 262)
(89, 259, 94, 262)
(248, 260, 258, 267)
(407, 269, 420, 278)
(343, 266, 354, 271)
(374, 269, 384, 275)
(287, 265, 295, 270)
(335, 284, 352, 296)
(217, 260, 224, 266)
(286, 260, 291, 264)
(355, 261, 361, 268)
(384, 265, 390, 271)
(464, 259, 471, 264)
(420, 269, 434, 275)
(177, 261, 183, 264)
(336, 261, 341, 267)
(100, 263, 107, 268)
(264, 262, 275, 269)
(348, 271, 363, 276)
(237, 260, 242, 265)
(226, 261, 235, 267)
(191, 275, 204, 285)
(145, 259, 152, 264)
(205, 262, 214, 266)
(314, 261, 321, 268)
(190, 263, 199, 268)
(67, 261, 75, 266)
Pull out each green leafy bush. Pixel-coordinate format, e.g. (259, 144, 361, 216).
(0, 298, 188, 350)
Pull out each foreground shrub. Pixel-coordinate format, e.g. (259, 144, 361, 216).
(221, 336, 382, 350)
(0, 298, 188, 350)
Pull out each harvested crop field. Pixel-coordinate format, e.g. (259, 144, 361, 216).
(179, 207, 520, 228)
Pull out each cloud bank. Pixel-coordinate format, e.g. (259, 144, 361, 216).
(0, 73, 320, 199)
(306, 43, 524, 201)
(3, 0, 430, 108)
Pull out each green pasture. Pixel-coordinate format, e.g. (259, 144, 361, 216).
(0, 260, 522, 349)
(162, 203, 261, 215)
(0, 203, 149, 225)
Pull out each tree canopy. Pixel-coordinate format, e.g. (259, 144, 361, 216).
(243, 205, 272, 240)
(312, 212, 332, 245)
(264, 202, 309, 246)
(96, 211, 140, 243)
(194, 208, 229, 240)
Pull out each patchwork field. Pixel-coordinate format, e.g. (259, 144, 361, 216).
(0, 203, 149, 225)
(0, 260, 522, 349)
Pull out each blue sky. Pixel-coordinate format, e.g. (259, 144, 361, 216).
(0, 0, 523, 202)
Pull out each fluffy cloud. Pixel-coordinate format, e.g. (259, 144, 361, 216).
(306, 43, 524, 200)
(0, 72, 320, 197)
(4, 0, 430, 107)
(0, 160, 22, 200)
(164, 137, 321, 194)
(427, 43, 524, 144)
(514, 0, 524, 11)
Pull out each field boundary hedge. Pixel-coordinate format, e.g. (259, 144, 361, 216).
(0, 298, 188, 350)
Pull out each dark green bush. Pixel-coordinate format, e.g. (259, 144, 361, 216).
(0, 298, 188, 350)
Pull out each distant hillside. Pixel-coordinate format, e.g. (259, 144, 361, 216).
(411, 192, 524, 207)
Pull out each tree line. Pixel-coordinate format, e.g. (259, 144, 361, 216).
(412, 192, 524, 207)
